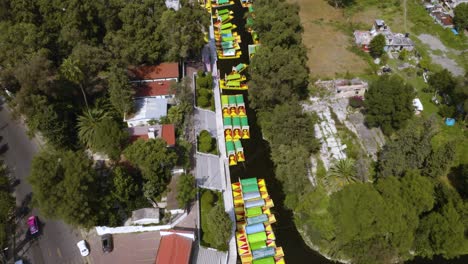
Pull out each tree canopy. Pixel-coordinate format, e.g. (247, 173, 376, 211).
(364, 75, 415, 135)
(369, 34, 386, 58)
(453, 3, 468, 30)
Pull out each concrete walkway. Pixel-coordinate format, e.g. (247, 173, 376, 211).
(194, 107, 217, 136)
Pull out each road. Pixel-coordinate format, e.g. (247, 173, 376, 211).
(0, 100, 85, 264)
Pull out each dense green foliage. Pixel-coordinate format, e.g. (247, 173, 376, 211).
(28, 149, 100, 228)
(369, 34, 386, 58)
(0, 0, 207, 150)
(428, 69, 456, 96)
(196, 71, 214, 110)
(454, 3, 468, 30)
(364, 75, 415, 135)
(123, 139, 177, 201)
(200, 190, 231, 251)
(0, 162, 15, 248)
(176, 174, 197, 208)
(198, 130, 217, 154)
(327, 0, 355, 8)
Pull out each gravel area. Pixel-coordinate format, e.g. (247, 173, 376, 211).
(417, 34, 465, 76)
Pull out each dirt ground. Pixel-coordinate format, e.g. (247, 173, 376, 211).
(289, 0, 368, 77)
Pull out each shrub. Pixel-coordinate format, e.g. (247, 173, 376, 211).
(198, 130, 215, 153)
(349, 96, 364, 108)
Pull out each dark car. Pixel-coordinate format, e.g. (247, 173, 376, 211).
(101, 234, 113, 253)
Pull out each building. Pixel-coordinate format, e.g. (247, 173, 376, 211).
(315, 78, 368, 98)
(128, 63, 179, 82)
(155, 230, 194, 264)
(131, 208, 160, 225)
(134, 80, 176, 99)
(430, 11, 454, 28)
(127, 124, 176, 147)
(354, 19, 414, 52)
(124, 98, 168, 127)
(165, 0, 180, 10)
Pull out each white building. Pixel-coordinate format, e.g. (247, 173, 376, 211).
(124, 98, 168, 127)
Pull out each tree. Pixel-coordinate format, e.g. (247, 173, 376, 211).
(428, 69, 456, 96)
(92, 118, 129, 160)
(423, 142, 456, 178)
(111, 165, 140, 209)
(0, 161, 14, 249)
(453, 3, 468, 30)
(77, 108, 110, 149)
(107, 65, 134, 117)
(198, 130, 215, 153)
(364, 75, 415, 135)
(28, 149, 99, 228)
(205, 204, 232, 251)
(369, 34, 386, 58)
(378, 118, 436, 178)
(60, 57, 88, 108)
(123, 139, 177, 200)
(176, 174, 197, 208)
(325, 159, 358, 192)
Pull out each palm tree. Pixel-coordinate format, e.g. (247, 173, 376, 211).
(77, 108, 109, 149)
(60, 58, 89, 109)
(325, 158, 358, 191)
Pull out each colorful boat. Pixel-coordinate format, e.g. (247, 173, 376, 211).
(231, 178, 286, 264)
(233, 63, 248, 73)
(233, 116, 242, 140)
(234, 139, 245, 162)
(240, 0, 253, 8)
(217, 50, 242, 59)
(226, 140, 237, 166)
(212, 0, 235, 7)
(216, 8, 233, 16)
(224, 116, 233, 140)
(241, 116, 250, 139)
(249, 44, 260, 59)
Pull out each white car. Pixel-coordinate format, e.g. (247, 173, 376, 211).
(77, 240, 89, 257)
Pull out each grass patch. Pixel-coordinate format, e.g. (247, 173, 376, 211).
(316, 157, 327, 182)
(432, 122, 468, 166)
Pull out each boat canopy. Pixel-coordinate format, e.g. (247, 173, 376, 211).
(243, 184, 259, 194)
(222, 49, 236, 56)
(226, 140, 235, 153)
(243, 191, 260, 200)
(221, 42, 234, 49)
(241, 177, 258, 186)
(246, 17, 254, 27)
(220, 14, 229, 21)
(221, 23, 233, 30)
(221, 29, 232, 34)
(224, 117, 232, 126)
(228, 95, 236, 105)
(249, 6, 254, 13)
(252, 257, 275, 264)
(218, 0, 229, 4)
(236, 94, 244, 105)
(247, 231, 267, 243)
(233, 116, 241, 127)
(250, 241, 266, 250)
(226, 81, 241, 87)
(235, 63, 247, 72)
(218, 8, 229, 15)
(247, 214, 269, 225)
(246, 223, 265, 234)
(252, 247, 276, 260)
(227, 73, 241, 80)
(241, 116, 249, 127)
(222, 95, 229, 106)
(245, 199, 265, 209)
(234, 139, 243, 150)
(222, 36, 235, 41)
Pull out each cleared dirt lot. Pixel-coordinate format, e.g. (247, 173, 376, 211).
(289, 0, 368, 77)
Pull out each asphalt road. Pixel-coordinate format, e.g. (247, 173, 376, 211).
(0, 100, 85, 264)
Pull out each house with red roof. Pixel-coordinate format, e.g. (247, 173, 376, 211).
(155, 230, 194, 264)
(129, 62, 180, 99)
(127, 124, 176, 147)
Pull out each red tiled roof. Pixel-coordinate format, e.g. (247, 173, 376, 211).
(161, 124, 176, 146)
(134, 81, 176, 97)
(129, 63, 179, 80)
(155, 233, 192, 264)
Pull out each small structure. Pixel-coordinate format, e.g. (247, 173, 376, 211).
(165, 0, 180, 10)
(124, 98, 168, 127)
(315, 78, 368, 98)
(131, 208, 160, 225)
(354, 19, 414, 52)
(446, 0, 468, 9)
(127, 124, 176, 147)
(445, 118, 456, 126)
(413, 98, 424, 114)
(430, 11, 454, 28)
(155, 230, 194, 264)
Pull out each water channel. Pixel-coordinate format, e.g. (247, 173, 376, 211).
(213, 1, 468, 264)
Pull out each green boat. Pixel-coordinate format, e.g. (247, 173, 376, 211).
(221, 23, 233, 30)
(249, 44, 260, 58)
(241, 177, 258, 187)
(235, 94, 245, 106)
(246, 205, 263, 217)
(252, 257, 275, 264)
(221, 95, 229, 108)
(234, 139, 243, 152)
(221, 42, 234, 49)
(221, 29, 232, 34)
(226, 81, 241, 87)
(242, 183, 259, 194)
(222, 36, 235, 42)
(233, 63, 248, 73)
(249, 6, 254, 13)
(228, 95, 237, 107)
(232, 116, 241, 128)
(217, 8, 229, 15)
(223, 116, 232, 128)
(226, 140, 235, 156)
(250, 241, 266, 250)
(246, 17, 254, 28)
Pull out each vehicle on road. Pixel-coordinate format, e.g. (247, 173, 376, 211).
(27, 216, 39, 235)
(101, 234, 113, 253)
(77, 240, 89, 257)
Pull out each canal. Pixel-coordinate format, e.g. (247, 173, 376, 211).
(213, 1, 468, 264)
(213, 1, 334, 263)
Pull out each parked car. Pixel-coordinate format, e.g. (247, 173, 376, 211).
(101, 234, 113, 253)
(77, 240, 89, 257)
(27, 216, 39, 235)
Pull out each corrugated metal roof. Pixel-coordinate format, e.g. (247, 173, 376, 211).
(194, 245, 227, 264)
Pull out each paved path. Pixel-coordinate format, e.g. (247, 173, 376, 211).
(0, 99, 84, 264)
(194, 108, 217, 136)
(417, 34, 465, 76)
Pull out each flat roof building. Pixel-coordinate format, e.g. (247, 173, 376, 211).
(125, 98, 168, 127)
